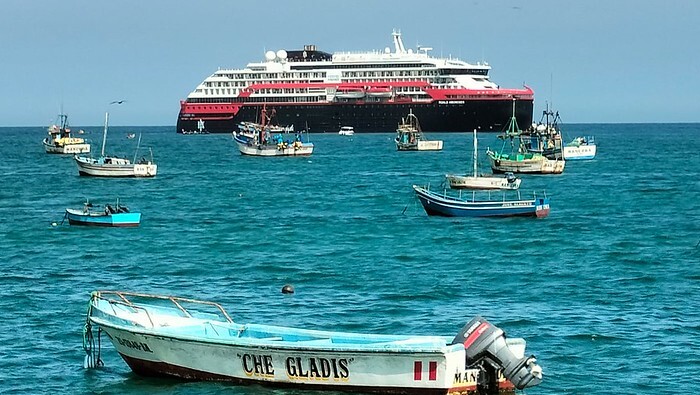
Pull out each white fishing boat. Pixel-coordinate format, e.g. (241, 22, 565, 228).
(83, 290, 543, 394)
(74, 113, 157, 177)
(395, 110, 443, 151)
(446, 129, 521, 190)
(43, 112, 90, 154)
(232, 106, 314, 157)
(338, 126, 355, 136)
(563, 136, 597, 160)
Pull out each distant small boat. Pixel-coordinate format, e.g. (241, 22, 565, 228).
(413, 185, 550, 218)
(43, 112, 90, 154)
(563, 136, 597, 160)
(65, 199, 141, 227)
(74, 112, 157, 177)
(338, 126, 354, 136)
(83, 290, 543, 393)
(395, 110, 443, 151)
(126, 133, 136, 139)
(446, 129, 521, 190)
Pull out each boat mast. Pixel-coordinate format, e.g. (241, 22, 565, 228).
(473, 129, 478, 177)
(260, 105, 267, 144)
(133, 133, 142, 163)
(101, 112, 109, 157)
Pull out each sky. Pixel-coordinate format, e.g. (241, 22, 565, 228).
(2, 0, 699, 126)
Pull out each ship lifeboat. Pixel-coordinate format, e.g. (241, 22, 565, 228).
(366, 86, 393, 98)
(335, 87, 365, 99)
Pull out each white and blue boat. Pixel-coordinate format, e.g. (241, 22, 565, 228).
(563, 136, 597, 160)
(83, 290, 542, 394)
(74, 112, 157, 177)
(65, 199, 141, 227)
(413, 185, 550, 218)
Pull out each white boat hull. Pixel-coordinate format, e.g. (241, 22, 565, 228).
(75, 156, 157, 177)
(563, 144, 596, 160)
(235, 140, 314, 156)
(397, 140, 443, 151)
(96, 325, 481, 393)
(43, 141, 90, 154)
(445, 175, 521, 190)
(488, 153, 565, 174)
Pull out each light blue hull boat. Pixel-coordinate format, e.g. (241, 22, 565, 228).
(83, 291, 543, 394)
(65, 200, 141, 227)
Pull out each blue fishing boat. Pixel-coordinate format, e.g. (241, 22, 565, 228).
(413, 185, 550, 218)
(83, 290, 542, 394)
(65, 199, 141, 227)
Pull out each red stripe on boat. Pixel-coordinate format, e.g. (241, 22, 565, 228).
(414, 361, 422, 381)
(429, 361, 437, 381)
(462, 322, 490, 349)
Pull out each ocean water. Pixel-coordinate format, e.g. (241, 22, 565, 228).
(0, 124, 699, 394)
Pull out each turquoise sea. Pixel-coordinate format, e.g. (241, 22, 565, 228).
(1, 124, 699, 394)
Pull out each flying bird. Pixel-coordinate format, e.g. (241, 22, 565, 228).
(110, 100, 127, 105)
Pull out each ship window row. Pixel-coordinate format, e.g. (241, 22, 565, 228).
(342, 70, 436, 78)
(214, 72, 325, 80)
(438, 68, 488, 76)
(187, 97, 325, 104)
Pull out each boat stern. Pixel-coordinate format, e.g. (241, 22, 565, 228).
(535, 197, 551, 218)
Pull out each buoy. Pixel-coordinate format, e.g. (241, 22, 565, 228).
(51, 222, 58, 227)
(281, 285, 294, 294)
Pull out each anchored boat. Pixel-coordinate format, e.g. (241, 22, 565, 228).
(43, 112, 90, 154)
(74, 112, 157, 177)
(413, 185, 550, 218)
(83, 291, 543, 394)
(232, 106, 314, 156)
(486, 101, 564, 174)
(395, 110, 443, 151)
(64, 199, 140, 227)
(446, 129, 521, 190)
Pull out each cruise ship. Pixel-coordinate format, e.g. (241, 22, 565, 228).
(177, 31, 534, 134)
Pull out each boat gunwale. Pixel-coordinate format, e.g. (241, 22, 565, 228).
(89, 291, 460, 354)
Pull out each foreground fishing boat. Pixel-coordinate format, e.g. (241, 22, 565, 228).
(446, 129, 521, 190)
(413, 185, 550, 218)
(395, 110, 443, 151)
(83, 291, 543, 394)
(43, 112, 90, 154)
(65, 199, 140, 227)
(74, 112, 157, 177)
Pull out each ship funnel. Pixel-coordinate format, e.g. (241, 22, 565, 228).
(452, 317, 543, 389)
(392, 29, 406, 54)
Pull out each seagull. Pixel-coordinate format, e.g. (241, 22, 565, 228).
(110, 100, 126, 105)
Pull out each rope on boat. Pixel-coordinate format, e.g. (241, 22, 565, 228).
(59, 212, 67, 226)
(82, 301, 103, 369)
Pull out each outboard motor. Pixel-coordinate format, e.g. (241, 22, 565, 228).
(452, 317, 542, 390)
